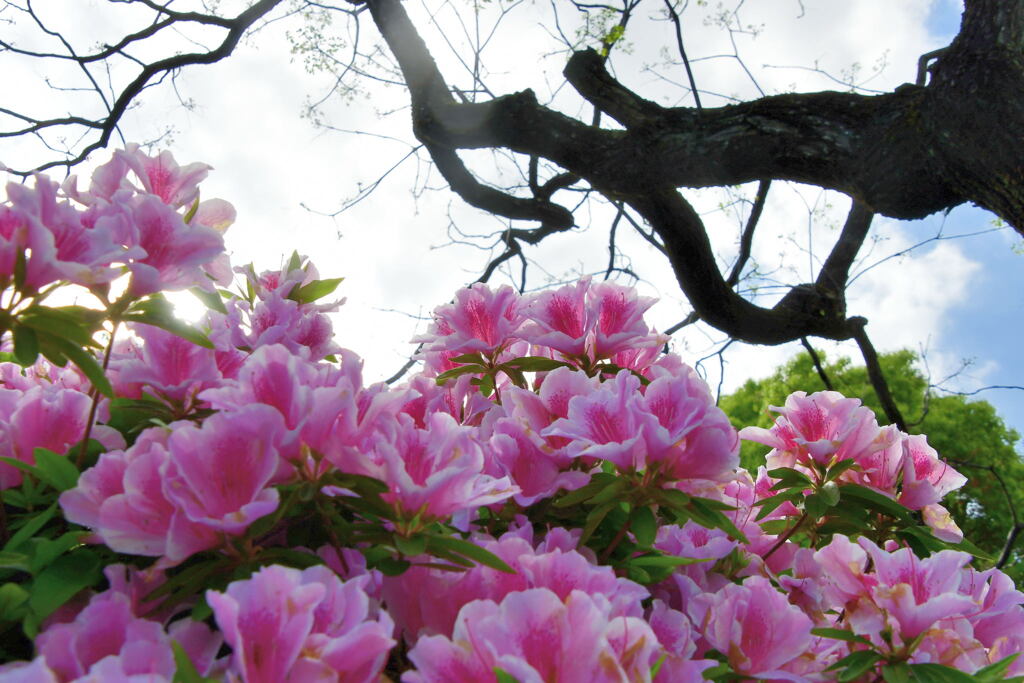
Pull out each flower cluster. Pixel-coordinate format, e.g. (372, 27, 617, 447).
(0, 148, 1020, 683)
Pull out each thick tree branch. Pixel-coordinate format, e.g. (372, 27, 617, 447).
(816, 200, 874, 293)
(372, 7, 1024, 231)
(427, 143, 573, 229)
(628, 188, 856, 344)
(362, 0, 574, 229)
(850, 318, 907, 431)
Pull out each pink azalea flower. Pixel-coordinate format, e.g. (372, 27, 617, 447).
(301, 351, 415, 470)
(640, 366, 739, 480)
(654, 522, 736, 565)
(486, 373, 598, 504)
(647, 601, 717, 683)
(544, 369, 738, 481)
(2, 384, 123, 490)
(689, 575, 813, 679)
(543, 370, 655, 471)
(61, 428, 183, 558)
(112, 323, 222, 407)
(739, 390, 890, 471)
(207, 565, 394, 683)
(898, 434, 967, 510)
(921, 503, 964, 543)
(0, 204, 29, 282)
(200, 344, 326, 461)
(116, 144, 211, 210)
(589, 280, 661, 358)
(859, 537, 977, 641)
(401, 374, 494, 429)
(382, 529, 646, 642)
(346, 412, 517, 525)
(162, 405, 284, 537)
(124, 194, 224, 296)
(32, 590, 219, 682)
(404, 589, 660, 683)
(0, 657, 59, 682)
(5, 176, 127, 290)
(489, 422, 590, 505)
(417, 283, 524, 357)
(521, 278, 592, 357)
(520, 278, 664, 362)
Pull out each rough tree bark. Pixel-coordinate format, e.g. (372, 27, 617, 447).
(356, 0, 1023, 355)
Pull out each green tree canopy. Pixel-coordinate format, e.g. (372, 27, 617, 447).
(721, 350, 1024, 581)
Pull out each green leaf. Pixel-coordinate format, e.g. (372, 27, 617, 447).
(12, 324, 39, 366)
(767, 467, 814, 488)
(580, 500, 619, 544)
(825, 458, 860, 482)
(882, 663, 912, 683)
(435, 364, 487, 384)
(472, 373, 496, 397)
(903, 663, 979, 683)
(501, 356, 571, 372)
(700, 662, 736, 681)
(395, 533, 428, 557)
(172, 640, 217, 683)
(839, 484, 913, 521)
(689, 496, 748, 544)
(805, 492, 829, 519)
(256, 548, 325, 569)
(183, 197, 200, 223)
(753, 490, 801, 521)
(553, 473, 618, 508)
(655, 488, 691, 510)
(0, 551, 30, 572)
(19, 308, 97, 348)
(630, 506, 657, 548)
(189, 286, 228, 314)
(975, 654, 1021, 683)
(759, 519, 793, 535)
(107, 396, 177, 436)
(373, 557, 412, 576)
(629, 553, 708, 568)
(12, 250, 26, 293)
(286, 251, 304, 274)
(28, 549, 102, 621)
(32, 448, 79, 492)
(494, 668, 521, 683)
(427, 535, 517, 574)
(588, 478, 630, 505)
(28, 531, 88, 574)
(3, 502, 58, 553)
(287, 277, 344, 304)
(0, 583, 29, 621)
(122, 303, 214, 349)
(832, 650, 882, 682)
(38, 333, 114, 397)
(0, 456, 40, 479)
(811, 627, 872, 646)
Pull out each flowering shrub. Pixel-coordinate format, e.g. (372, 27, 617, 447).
(0, 147, 1020, 682)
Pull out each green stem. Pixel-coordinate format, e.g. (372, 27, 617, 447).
(599, 518, 633, 563)
(76, 322, 119, 469)
(763, 512, 809, 561)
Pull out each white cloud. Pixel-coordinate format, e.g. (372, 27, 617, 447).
(0, 0, 987, 394)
